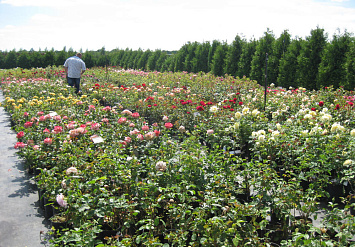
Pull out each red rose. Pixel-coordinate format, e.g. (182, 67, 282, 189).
(239, 102, 243, 106)
(319, 101, 324, 107)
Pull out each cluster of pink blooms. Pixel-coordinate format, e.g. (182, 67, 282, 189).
(69, 127, 87, 138)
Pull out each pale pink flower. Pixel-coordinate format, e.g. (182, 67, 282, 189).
(142, 125, 149, 131)
(33, 145, 40, 150)
(121, 109, 133, 116)
(152, 122, 158, 127)
(76, 101, 83, 105)
(56, 194, 68, 208)
(162, 115, 169, 122)
(102, 118, 109, 123)
(44, 114, 52, 120)
(88, 105, 96, 111)
(53, 115, 61, 122)
(119, 140, 127, 148)
(23, 112, 29, 117)
(43, 138, 53, 145)
(130, 129, 140, 135)
(43, 128, 50, 133)
(38, 116, 46, 122)
(129, 122, 135, 127)
(125, 136, 132, 143)
(145, 132, 155, 140)
(137, 134, 144, 140)
(102, 106, 111, 111)
(37, 111, 44, 116)
(90, 134, 99, 141)
(207, 129, 214, 135)
(66, 123, 76, 129)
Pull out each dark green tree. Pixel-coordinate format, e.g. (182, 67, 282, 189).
(17, 51, 31, 69)
(277, 38, 304, 89)
(297, 27, 327, 89)
(224, 35, 245, 77)
(137, 49, 151, 70)
(83, 51, 95, 68)
(183, 42, 198, 72)
(317, 30, 352, 89)
(147, 49, 161, 71)
(208, 40, 221, 72)
(192, 41, 210, 73)
(250, 29, 275, 84)
(174, 44, 189, 72)
(344, 40, 355, 90)
(210, 42, 228, 76)
(268, 30, 291, 85)
(237, 38, 258, 78)
(155, 51, 167, 72)
(4, 50, 18, 69)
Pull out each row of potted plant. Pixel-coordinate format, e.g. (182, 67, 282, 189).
(1, 66, 355, 246)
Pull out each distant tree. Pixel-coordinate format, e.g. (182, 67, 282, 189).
(250, 29, 275, 84)
(137, 49, 151, 70)
(208, 40, 221, 72)
(297, 27, 327, 90)
(237, 38, 258, 78)
(317, 30, 352, 89)
(192, 41, 210, 73)
(224, 35, 245, 77)
(4, 50, 17, 69)
(147, 49, 161, 71)
(183, 42, 198, 72)
(43, 48, 55, 66)
(277, 38, 304, 89)
(155, 51, 167, 72)
(210, 42, 228, 76)
(344, 40, 355, 90)
(17, 51, 31, 69)
(0, 52, 4, 69)
(174, 44, 189, 72)
(268, 30, 291, 85)
(55, 48, 68, 67)
(132, 49, 144, 69)
(83, 51, 95, 68)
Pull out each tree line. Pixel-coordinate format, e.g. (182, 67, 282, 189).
(1, 27, 354, 90)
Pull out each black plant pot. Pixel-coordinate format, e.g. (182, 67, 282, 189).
(326, 181, 345, 203)
(350, 194, 355, 216)
(44, 197, 54, 219)
(38, 189, 45, 210)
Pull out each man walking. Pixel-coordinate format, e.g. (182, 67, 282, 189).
(64, 53, 86, 94)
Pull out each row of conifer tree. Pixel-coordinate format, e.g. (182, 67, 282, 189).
(1, 27, 354, 90)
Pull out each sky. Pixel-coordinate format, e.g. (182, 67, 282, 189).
(0, 0, 355, 52)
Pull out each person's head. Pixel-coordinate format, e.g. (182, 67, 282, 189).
(76, 53, 82, 58)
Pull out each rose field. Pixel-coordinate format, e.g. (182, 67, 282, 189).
(1, 66, 355, 246)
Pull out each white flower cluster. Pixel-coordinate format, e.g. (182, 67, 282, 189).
(331, 123, 345, 133)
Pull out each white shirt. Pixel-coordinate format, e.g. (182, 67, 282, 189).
(64, 56, 86, 78)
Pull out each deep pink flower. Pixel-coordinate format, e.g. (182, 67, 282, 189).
(52, 126, 63, 134)
(196, 106, 204, 111)
(43, 128, 50, 133)
(132, 112, 140, 118)
(239, 102, 243, 106)
(319, 101, 324, 107)
(14, 142, 26, 149)
(118, 117, 127, 124)
(142, 125, 149, 131)
(24, 121, 33, 128)
(165, 122, 173, 129)
(154, 130, 160, 137)
(311, 107, 316, 111)
(17, 131, 25, 139)
(23, 112, 29, 117)
(335, 104, 340, 110)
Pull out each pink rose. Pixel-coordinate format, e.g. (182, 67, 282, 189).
(154, 130, 160, 137)
(137, 134, 144, 141)
(52, 126, 63, 134)
(23, 112, 29, 117)
(132, 112, 140, 118)
(90, 123, 101, 130)
(164, 122, 173, 129)
(207, 129, 214, 135)
(125, 136, 132, 143)
(24, 121, 33, 128)
(56, 194, 68, 208)
(142, 125, 149, 131)
(121, 109, 133, 116)
(145, 132, 155, 140)
(118, 117, 127, 124)
(16, 131, 25, 139)
(43, 138, 53, 145)
(14, 142, 26, 149)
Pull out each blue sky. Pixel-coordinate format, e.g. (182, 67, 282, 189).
(0, 0, 354, 51)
